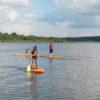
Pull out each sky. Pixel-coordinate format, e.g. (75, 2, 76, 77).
(0, 0, 100, 37)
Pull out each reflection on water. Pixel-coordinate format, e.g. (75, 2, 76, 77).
(49, 58, 53, 65)
(26, 73, 39, 100)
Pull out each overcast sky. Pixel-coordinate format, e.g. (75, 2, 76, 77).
(0, 0, 100, 37)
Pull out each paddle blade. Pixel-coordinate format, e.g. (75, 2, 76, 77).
(27, 64, 31, 72)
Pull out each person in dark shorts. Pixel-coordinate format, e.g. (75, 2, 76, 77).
(49, 41, 54, 57)
(31, 45, 38, 68)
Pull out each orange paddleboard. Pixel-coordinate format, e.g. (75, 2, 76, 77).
(31, 68, 44, 74)
(27, 64, 44, 74)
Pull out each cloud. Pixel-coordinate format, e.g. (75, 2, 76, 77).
(16, 13, 37, 25)
(38, 12, 68, 25)
(72, 14, 100, 28)
(0, 1, 36, 25)
(0, 0, 36, 36)
(0, 23, 33, 35)
(53, 0, 97, 11)
(8, 10, 20, 21)
(38, 0, 99, 29)
(0, 0, 30, 7)
(0, 0, 34, 24)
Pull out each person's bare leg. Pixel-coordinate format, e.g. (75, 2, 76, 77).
(35, 59, 38, 68)
(52, 53, 53, 57)
(31, 59, 35, 69)
(50, 53, 51, 57)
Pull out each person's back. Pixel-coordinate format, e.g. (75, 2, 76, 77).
(31, 48, 37, 56)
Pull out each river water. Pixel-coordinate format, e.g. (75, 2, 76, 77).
(0, 42, 100, 100)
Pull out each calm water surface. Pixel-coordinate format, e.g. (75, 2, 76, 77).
(0, 42, 100, 100)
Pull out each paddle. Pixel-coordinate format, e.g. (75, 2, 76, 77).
(27, 64, 31, 72)
(26, 46, 34, 72)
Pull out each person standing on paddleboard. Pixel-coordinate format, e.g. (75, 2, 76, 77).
(31, 45, 38, 68)
(49, 41, 54, 57)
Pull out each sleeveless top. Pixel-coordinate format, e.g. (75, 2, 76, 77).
(50, 43, 53, 49)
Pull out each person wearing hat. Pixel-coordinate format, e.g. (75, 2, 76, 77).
(31, 45, 38, 68)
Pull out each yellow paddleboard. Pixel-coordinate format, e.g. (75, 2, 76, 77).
(40, 55, 64, 59)
(15, 54, 64, 59)
(15, 53, 34, 56)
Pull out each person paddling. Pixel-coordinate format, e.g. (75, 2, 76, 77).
(49, 40, 54, 57)
(25, 48, 29, 54)
(31, 45, 38, 69)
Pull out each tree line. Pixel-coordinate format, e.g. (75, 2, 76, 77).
(0, 32, 64, 42)
(0, 32, 100, 42)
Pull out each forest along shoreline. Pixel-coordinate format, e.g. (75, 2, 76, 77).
(0, 32, 100, 42)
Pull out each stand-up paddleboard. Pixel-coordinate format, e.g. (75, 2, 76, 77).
(15, 53, 37, 57)
(40, 55, 64, 59)
(26, 64, 45, 74)
(15, 54, 64, 59)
